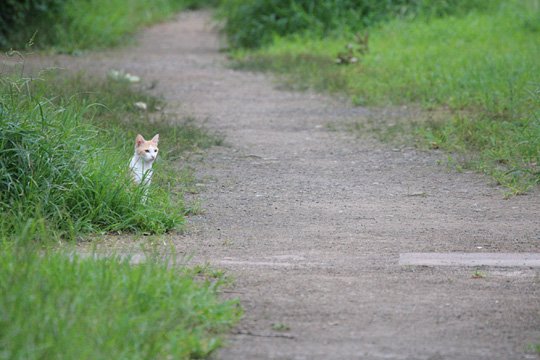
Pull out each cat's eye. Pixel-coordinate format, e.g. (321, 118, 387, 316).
(154, 150, 157, 152)
(145, 150, 150, 153)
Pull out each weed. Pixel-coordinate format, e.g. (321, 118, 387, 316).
(185, 199, 205, 215)
(336, 33, 369, 65)
(193, 263, 227, 280)
(472, 269, 487, 279)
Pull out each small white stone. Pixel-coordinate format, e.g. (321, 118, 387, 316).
(134, 102, 147, 111)
(125, 73, 141, 83)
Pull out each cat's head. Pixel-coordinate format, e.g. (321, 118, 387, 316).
(135, 134, 159, 162)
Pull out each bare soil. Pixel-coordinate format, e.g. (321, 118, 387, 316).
(26, 11, 540, 360)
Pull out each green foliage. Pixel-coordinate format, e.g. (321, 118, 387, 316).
(0, 0, 216, 51)
(0, 0, 63, 48)
(230, 0, 540, 192)
(0, 69, 220, 240)
(217, 0, 496, 49)
(0, 246, 241, 360)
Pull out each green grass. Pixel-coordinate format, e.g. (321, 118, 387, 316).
(228, 0, 540, 193)
(0, 245, 241, 360)
(1, 0, 217, 52)
(0, 67, 221, 240)
(0, 67, 237, 359)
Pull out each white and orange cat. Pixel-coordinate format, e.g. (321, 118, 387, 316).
(130, 134, 159, 186)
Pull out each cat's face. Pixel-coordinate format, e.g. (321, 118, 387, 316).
(135, 134, 159, 162)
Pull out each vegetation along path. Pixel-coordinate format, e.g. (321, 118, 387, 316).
(46, 11, 538, 359)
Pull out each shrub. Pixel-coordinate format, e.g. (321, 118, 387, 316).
(217, 0, 497, 48)
(0, 0, 63, 48)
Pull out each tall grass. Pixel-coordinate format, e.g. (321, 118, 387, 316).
(226, 0, 540, 193)
(0, 0, 217, 52)
(0, 68, 220, 240)
(0, 245, 241, 359)
(0, 73, 173, 238)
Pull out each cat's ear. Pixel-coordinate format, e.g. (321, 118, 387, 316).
(135, 134, 145, 147)
(151, 134, 159, 145)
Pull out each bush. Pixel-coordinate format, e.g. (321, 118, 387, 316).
(0, 0, 63, 48)
(217, 0, 497, 48)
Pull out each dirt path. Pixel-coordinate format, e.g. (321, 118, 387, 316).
(35, 11, 539, 359)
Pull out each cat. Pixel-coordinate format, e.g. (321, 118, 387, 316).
(129, 134, 159, 186)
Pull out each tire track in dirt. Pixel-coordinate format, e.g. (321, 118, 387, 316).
(37, 11, 540, 360)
